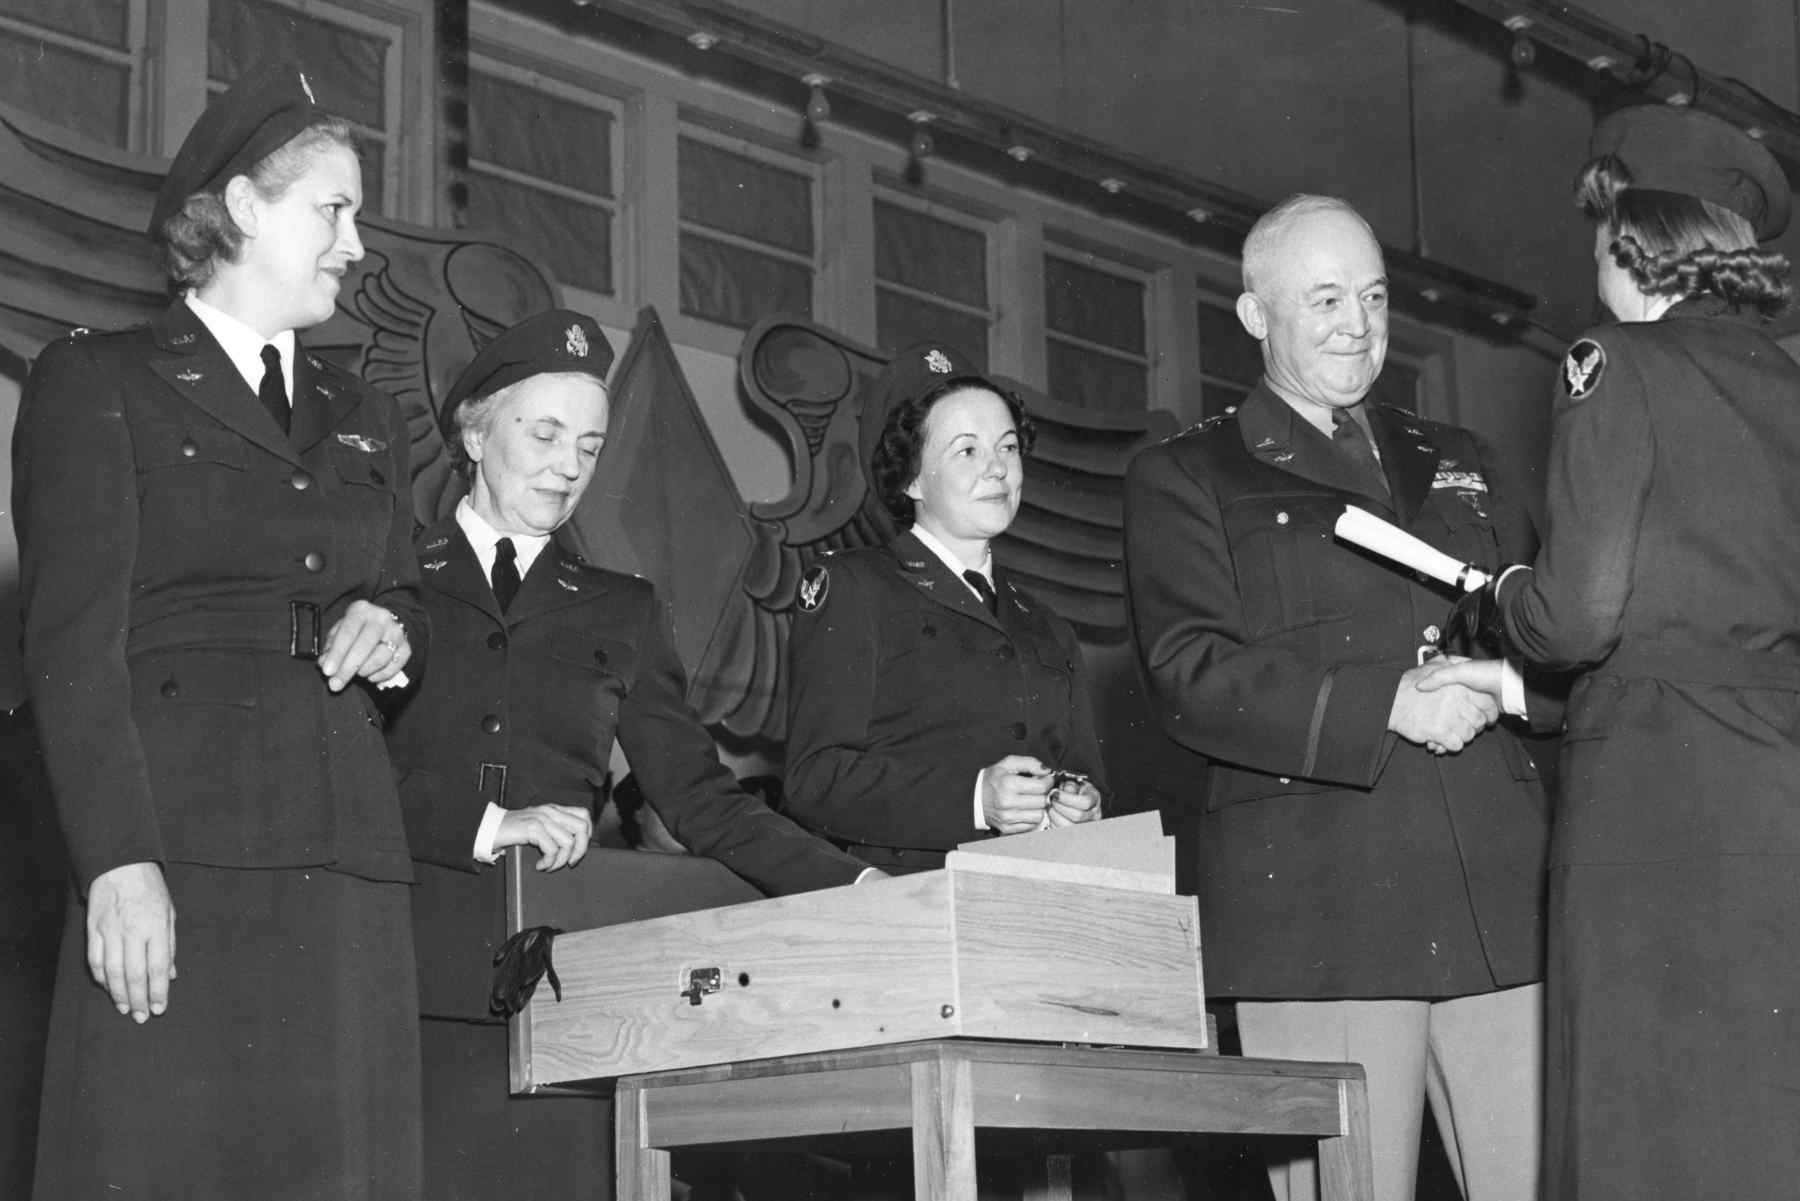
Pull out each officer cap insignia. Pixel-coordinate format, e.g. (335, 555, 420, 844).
(1562, 339, 1606, 400)
(798, 564, 830, 612)
(925, 348, 953, 374)
(566, 324, 589, 358)
(437, 309, 613, 444)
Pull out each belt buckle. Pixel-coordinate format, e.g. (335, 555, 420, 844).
(289, 601, 321, 660)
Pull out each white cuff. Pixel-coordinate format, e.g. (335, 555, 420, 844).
(973, 771, 988, 830)
(1501, 657, 1528, 718)
(854, 867, 883, 884)
(472, 802, 508, 864)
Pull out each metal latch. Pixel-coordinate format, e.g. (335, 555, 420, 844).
(679, 967, 722, 1006)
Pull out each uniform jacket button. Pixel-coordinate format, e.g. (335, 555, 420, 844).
(159, 679, 179, 698)
(486, 631, 506, 650)
(303, 551, 325, 572)
(592, 649, 608, 667)
(179, 440, 198, 458)
(481, 714, 502, 735)
(1009, 722, 1027, 740)
(290, 470, 313, 491)
(997, 644, 1016, 661)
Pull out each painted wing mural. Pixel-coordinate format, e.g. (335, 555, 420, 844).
(0, 97, 555, 529)
(564, 310, 1177, 746)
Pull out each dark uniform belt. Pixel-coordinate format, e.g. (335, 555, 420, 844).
(127, 602, 326, 659)
(1600, 643, 1800, 692)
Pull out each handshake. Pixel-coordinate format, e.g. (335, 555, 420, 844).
(1393, 580, 1516, 756)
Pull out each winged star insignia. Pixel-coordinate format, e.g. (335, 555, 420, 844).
(566, 324, 589, 358)
(1563, 339, 1606, 400)
(925, 349, 953, 374)
(797, 564, 829, 612)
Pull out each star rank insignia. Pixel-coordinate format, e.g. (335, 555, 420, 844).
(1562, 339, 1606, 400)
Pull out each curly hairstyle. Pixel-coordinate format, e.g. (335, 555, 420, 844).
(870, 378, 1037, 527)
(158, 119, 357, 290)
(1576, 153, 1791, 317)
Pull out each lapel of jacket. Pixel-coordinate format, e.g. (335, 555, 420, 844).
(890, 530, 1003, 631)
(1237, 382, 1393, 511)
(505, 533, 607, 624)
(1368, 405, 1440, 527)
(416, 520, 500, 620)
(146, 301, 301, 466)
(992, 563, 1037, 641)
(288, 345, 365, 454)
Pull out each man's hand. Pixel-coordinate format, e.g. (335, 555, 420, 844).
(1046, 779, 1103, 827)
(1415, 656, 1507, 701)
(980, 756, 1053, 834)
(1389, 664, 1500, 754)
(86, 861, 177, 1023)
(495, 804, 593, 872)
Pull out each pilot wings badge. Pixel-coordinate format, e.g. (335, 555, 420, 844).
(797, 564, 830, 613)
(1562, 339, 1606, 400)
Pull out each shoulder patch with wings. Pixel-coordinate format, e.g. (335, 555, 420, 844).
(1562, 338, 1606, 400)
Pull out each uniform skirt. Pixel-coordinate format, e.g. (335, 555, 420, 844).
(34, 863, 421, 1201)
(1543, 856, 1800, 1201)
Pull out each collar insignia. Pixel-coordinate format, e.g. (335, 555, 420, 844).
(423, 560, 446, 571)
(299, 72, 316, 104)
(558, 578, 580, 592)
(170, 332, 195, 346)
(1563, 339, 1606, 400)
(424, 536, 449, 552)
(336, 433, 386, 453)
(176, 369, 203, 382)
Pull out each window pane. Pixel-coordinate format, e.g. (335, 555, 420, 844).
(1047, 340, 1147, 413)
(467, 171, 612, 295)
(1045, 256, 1144, 354)
(0, 31, 127, 146)
(678, 137, 812, 255)
(874, 200, 986, 309)
(1196, 298, 1263, 388)
(209, 0, 386, 131)
(876, 289, 988, 371)
(1370, 360, 1420, 412)
(470, 71, 611, 198)
(679, 232, 811, 328)
(0, 0, 127, 47)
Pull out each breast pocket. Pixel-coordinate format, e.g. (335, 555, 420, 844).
(1222, 494, 1358, 639)
(326, 442, 392, 491)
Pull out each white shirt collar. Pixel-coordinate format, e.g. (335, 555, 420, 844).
(456, 496, 554, 581)
(185, 293, 297, 398)
(909, 522, 992, 598)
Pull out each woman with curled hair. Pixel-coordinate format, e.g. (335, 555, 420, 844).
(1426, 104, 1800, 1201)
(784, 341, 1104, 874)
(15, 62, 425, 1198)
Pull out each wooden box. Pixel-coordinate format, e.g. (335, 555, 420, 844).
(513, 859, 1207, 1090)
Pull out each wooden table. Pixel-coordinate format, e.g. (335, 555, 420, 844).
(615, 1039, 1373, 1201)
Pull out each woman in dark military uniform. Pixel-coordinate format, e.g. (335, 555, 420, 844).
(784, 342, 1104, 872)
(382, 310, 870, 1201)
(1443, 105, 1800, 1201)
(14, 63, 426, 1199)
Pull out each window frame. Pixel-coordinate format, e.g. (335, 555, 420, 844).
(0, 0, 150, 150)
(868, 177, 999, 367)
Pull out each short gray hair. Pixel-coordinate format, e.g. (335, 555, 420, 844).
(1240, 194, 1375, 293)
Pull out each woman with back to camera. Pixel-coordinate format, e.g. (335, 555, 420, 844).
(784, 342, 1105, 873)
(14, 62, 425, 1199)
(1427, 104, 1800, 1200)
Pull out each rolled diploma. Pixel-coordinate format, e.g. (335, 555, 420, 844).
(1334, 505, 1490, 593)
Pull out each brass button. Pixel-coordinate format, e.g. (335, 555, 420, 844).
(486, 632, 506, 651)
(1276, 511, 1290, 525)
(179, 440, 198, 458)
(480, 714, 502, 735)
(159, 679, 179, 698)
(290, 471, 313, 491)
(303, 551, 325, 572)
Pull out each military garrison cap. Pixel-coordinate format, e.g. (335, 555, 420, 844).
(1591, 104, 1791, 241)
(858, 340, 993, 474)
(150, 60, 334, 237)
(438, 309, 614, 442)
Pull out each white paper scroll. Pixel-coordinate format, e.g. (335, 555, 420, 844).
(1334, 505, 1490, 593)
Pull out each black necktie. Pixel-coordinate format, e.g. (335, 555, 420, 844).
(258, 344, 290, 435)
(1331, 407, 1388, 495)
(963, 569, 998, 615)
(491, 538, 521, 612)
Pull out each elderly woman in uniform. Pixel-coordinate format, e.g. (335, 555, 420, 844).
(14, 63, 425, 1199)
(1430, 105, 1800, 1201)
(784, 342, 1104, 872)
(382, 309, 873, 1200)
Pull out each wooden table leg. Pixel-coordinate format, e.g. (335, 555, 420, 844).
(614, 1080, 672, 1201)
(1317, 1073, 1375, 1201)
(911, 1058, 977, 1201)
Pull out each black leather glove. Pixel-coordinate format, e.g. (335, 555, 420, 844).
(1439, 578, 1510, 658)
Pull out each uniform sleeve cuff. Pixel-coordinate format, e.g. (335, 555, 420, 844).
(472, 803, 507, 864)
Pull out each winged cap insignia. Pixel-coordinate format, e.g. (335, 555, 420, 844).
(566, 324, 589, 358)
(924, 348, 953, 374)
